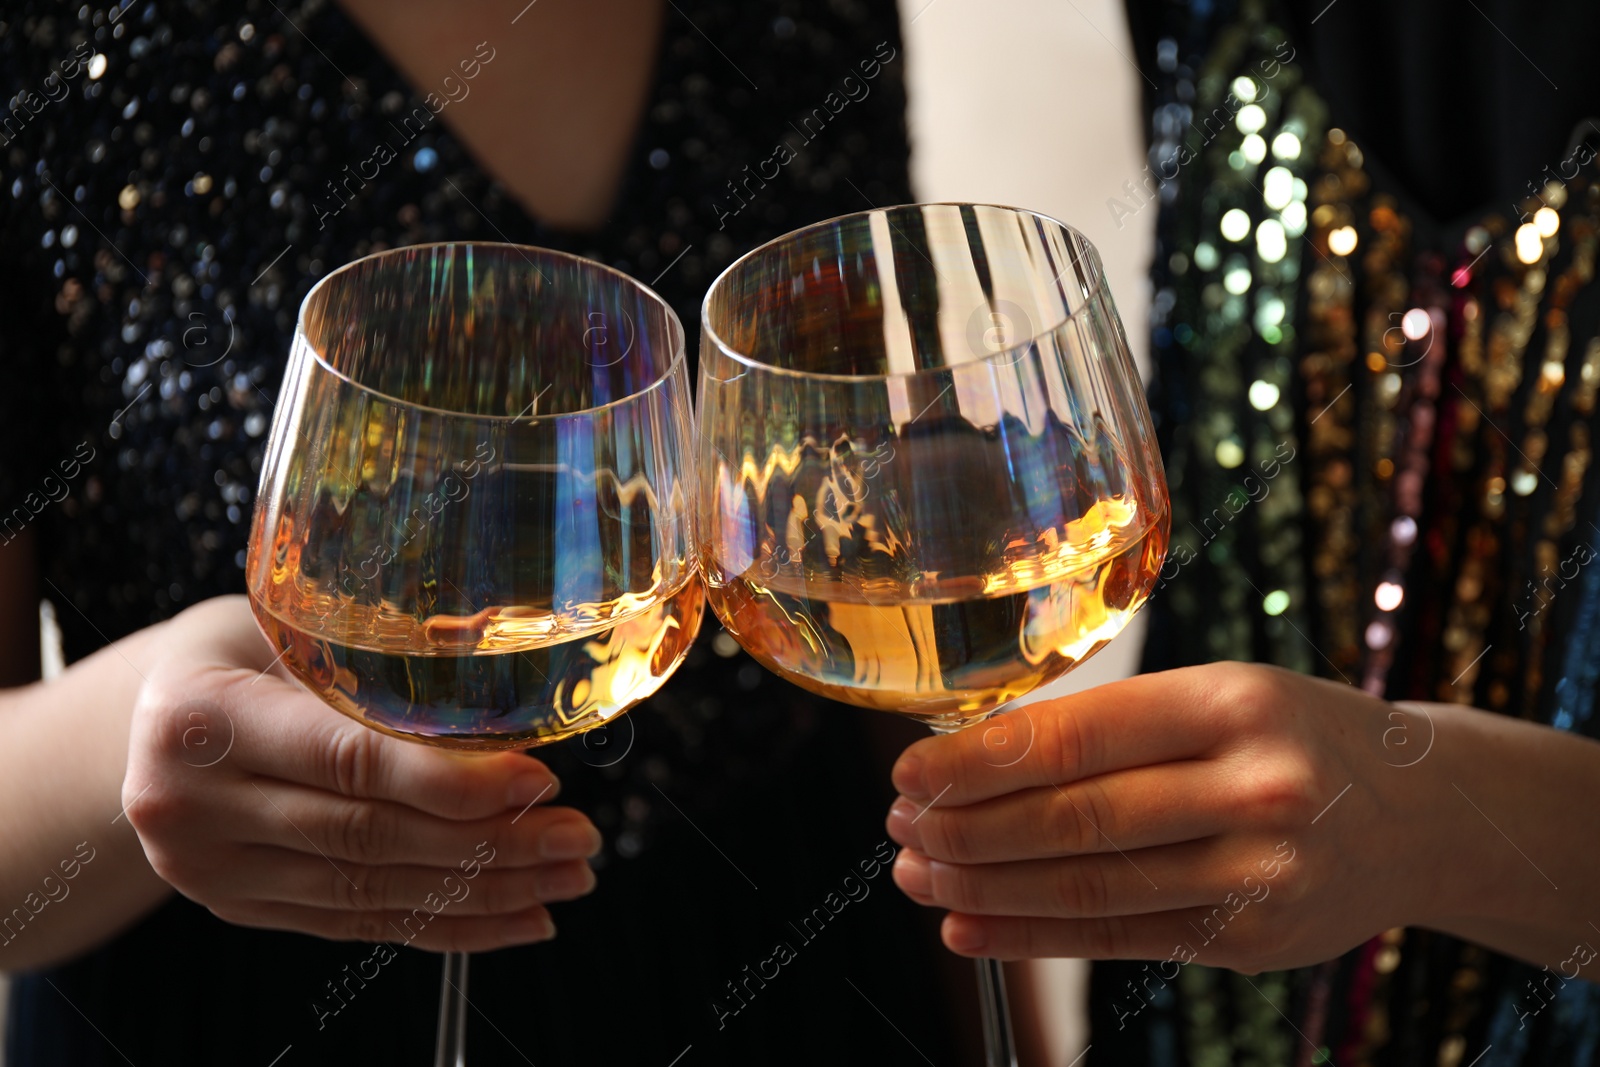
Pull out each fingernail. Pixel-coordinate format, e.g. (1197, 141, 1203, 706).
(536, 862, 597, 900)
(893, 849, 932, 897)
(508, 771, 557, 811)
(892, 752, 927, 800)
(886, 797, 922, 848)
(540, 822, 601, 861)
(943, 914, 987, 953)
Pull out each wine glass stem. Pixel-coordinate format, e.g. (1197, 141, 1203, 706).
(434, 951, 470, 1067)
(926, 714, 1021, 1066)
(976, 956, 1019, 1067)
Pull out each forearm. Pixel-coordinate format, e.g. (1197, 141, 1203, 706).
(1424, 702, 1600, 977)
(0, 621, 174, 971)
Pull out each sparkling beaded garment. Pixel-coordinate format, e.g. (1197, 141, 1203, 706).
(0, 3, 962, 1064)
(1098, 0, 1600, 1064)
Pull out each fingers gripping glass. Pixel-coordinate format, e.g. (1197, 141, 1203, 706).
(696, 205, 1170, 1067)
(246, 243, 702, 1066)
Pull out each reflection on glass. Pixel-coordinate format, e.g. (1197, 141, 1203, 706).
(696, 204, 1169, 1067)
(698, 204, 1168, 730)
(248, 243, 702, 750)
(245, 243, 702, 1067)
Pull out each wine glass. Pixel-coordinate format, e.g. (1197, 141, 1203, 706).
(246, 242, 701, 1066)
(694, 204, 1169, 1067)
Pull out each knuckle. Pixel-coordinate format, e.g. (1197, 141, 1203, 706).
(130, 672, 184, 725)
(126, 798, 213, 894)
(334, 863, 382, 910)
(1224, 665, 1290, 731)
(1036, 704, 1088, 783)
(1247, 766, 1317, 825)
(921, 811, 972, 863)
(333, 802, 395, 865)
(134, 673, 235, 767)
(940, 865, 985, 912)
(1056, 858, 1110, 917)
(1055, 782, 1112, 853)
(327, 727, 381, 798)
(1045, 789, 1088, 853)
(130, 695, 187, 765)
(976, 711, 1030, 768)
(124, 782, 185, 838)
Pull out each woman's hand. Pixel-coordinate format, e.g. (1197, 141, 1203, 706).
(884, 663, 1468, 973)
(123, 596, 600, 952)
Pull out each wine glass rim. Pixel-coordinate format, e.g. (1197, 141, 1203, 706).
(699, 202, 1106, 384)
(295, 241, 687, 422)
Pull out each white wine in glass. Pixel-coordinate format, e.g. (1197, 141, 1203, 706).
(695, 204, 1168, 1066)
(247, 242, 701, 1065)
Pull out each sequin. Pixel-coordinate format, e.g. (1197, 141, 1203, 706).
(0, 0, 913, 869)
(1122, 9, 1600, 1063)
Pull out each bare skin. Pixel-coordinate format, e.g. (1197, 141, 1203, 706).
(0, 530, 174, 969)
(886, 664, 1600, 982)
(0, 587, 599, 972)
(0, 0, 669, 970)
(336, 0, 664, 230)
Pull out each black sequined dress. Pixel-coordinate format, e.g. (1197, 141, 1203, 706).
(0, 2, 960, 1063)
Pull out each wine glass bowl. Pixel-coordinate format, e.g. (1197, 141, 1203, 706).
(696, 204, 1169, 733)
(246, 242, 702, 750)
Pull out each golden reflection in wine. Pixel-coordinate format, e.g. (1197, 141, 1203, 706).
(705, 499, 1167, 731)
(250, 578, 702, 750)
(250, 500, 703, 750)
(696, 206, 1168, 1067)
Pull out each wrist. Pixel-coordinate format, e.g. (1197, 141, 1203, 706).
(1374, 701, 1496, 930)
(1414, 704, 1600, 970)
(1409, 702, 1566, 928)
